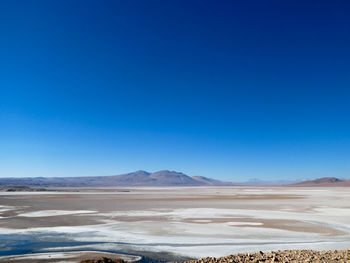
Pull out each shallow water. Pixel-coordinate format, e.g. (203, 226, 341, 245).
(0, 233, 192, 262)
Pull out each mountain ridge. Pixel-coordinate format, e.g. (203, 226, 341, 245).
(1, 172, 349, 188)
(287, 177, 350, 187)
(0, 170, 236, 187)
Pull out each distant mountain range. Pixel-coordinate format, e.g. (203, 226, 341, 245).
(288, 177, 350, 187)
(0, 171, 349, 187)
(0, 170, 235, 187)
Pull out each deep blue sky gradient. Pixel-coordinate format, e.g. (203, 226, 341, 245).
(1, 0, 350, 180)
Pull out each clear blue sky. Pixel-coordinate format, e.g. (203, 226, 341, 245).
(1, 0, 350, 181)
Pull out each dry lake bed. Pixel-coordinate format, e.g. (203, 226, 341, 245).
(0, 187, 350, 262)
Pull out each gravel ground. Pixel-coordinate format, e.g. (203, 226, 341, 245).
(182, 250, 350, 263)
(81, 250, 350, 263)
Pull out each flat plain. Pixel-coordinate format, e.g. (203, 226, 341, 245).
(0, 187, 350, 262)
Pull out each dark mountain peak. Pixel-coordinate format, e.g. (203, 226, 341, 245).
(312, 177, 343, 184)
(290, 177, 347, 187)
(148, 170, 200, 185)
(151, 170, 186, 177)
(130, 170, 151, 176)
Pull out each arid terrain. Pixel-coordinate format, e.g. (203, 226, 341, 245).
(183, 249, 350, 263)
(0, 187, 350, 262)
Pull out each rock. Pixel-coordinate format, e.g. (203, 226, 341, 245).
(181, 249, 350, 263)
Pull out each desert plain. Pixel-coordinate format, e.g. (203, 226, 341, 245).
(0, 187, 350, 262)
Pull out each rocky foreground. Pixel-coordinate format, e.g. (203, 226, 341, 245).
(81, 250, 350, 263)
(183, 250, 350, 263)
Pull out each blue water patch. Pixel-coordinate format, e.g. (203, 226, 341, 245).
(0, 233, 98, 256)
(0, 233, 193, 262)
